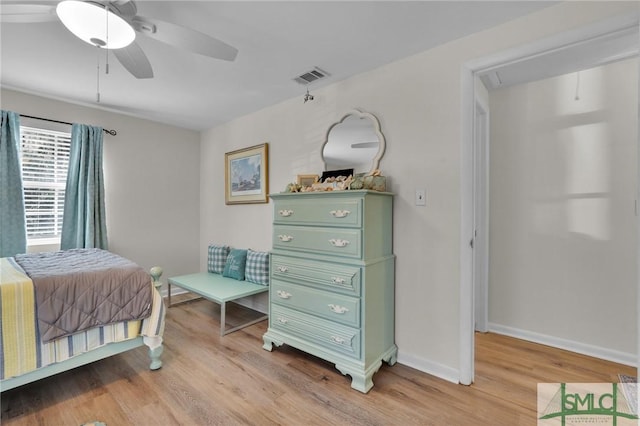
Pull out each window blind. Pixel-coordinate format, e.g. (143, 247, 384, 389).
(20, 126, 71, 243)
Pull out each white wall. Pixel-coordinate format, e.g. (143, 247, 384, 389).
(1, 89, 201, 286)
(488, 58, 638, 361)
(200, 2, 638, 379)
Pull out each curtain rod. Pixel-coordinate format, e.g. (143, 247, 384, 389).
(20, 114, 117, 136)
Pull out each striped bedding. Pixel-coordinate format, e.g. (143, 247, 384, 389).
(0, 256, 165, 381)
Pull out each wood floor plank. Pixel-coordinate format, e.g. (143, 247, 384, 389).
(1, 298, 636, 425)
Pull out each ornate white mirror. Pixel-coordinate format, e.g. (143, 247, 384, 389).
(321, 109, 386, 175)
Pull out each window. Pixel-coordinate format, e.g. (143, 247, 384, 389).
(20, 126, 71, 245)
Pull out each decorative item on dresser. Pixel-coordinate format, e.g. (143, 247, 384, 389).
(296, 174, 319, 187)
(262, 190, 396, 393)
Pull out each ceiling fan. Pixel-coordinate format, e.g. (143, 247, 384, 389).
(0, 0, 238, 79)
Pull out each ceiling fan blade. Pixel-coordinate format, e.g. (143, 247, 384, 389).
(0, 3, 57, 23)
(132, 16, 238, 62)
(113, 41, 154, 79)
(109, 0, 137, 18)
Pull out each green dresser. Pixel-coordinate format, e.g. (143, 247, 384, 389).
(263, 190, 397, 393)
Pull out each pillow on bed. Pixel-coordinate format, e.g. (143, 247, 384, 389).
(245, 249, 270, 285)
(208, 244, 230, 274)
(222, 249, 247, 281)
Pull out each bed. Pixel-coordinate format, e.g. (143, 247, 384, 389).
(0, 248, 165, 392)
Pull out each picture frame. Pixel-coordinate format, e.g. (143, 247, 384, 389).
(225, 143, 269, 204)
(296, 174, 319, 187)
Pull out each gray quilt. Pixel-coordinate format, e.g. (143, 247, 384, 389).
(14, 248, 152, 343)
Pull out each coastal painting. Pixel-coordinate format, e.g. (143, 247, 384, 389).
(225, 143, 269, 204)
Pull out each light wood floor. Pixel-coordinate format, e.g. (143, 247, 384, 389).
(1, 296, 636, 426)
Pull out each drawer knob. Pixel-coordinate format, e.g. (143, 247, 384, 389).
(277, 317, 289, 324)
(277, 266, 289, 273)
(329, 238, 350, 247)
(331, 277, 346, 284)
(277, 290, 292, 299)
(328, 304, 349, 314)
(278, 235, 294, 242)
(330, 210, 351, 218)
(279, 209, 294, 217)
(330, 336, 346, 344)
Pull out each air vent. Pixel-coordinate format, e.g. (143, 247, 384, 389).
(293, 67, 329, 85)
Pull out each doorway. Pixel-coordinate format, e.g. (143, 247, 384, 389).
(460, 13, 640, 385)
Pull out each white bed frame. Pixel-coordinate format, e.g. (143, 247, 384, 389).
(0, 267, 164, 392)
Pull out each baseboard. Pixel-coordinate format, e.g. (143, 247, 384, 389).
(160, 286, 187, 299)
(396, 350, 459, 384)
(489, 323, 637, 367)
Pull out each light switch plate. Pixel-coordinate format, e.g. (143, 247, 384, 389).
(415, 189, 426, 206)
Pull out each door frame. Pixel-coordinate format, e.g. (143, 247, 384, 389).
(473, 96, 490, 334)
(459, 13, 640, 385)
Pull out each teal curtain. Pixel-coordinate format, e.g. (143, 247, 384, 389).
(61, 124, 108, 250)
(0, 110, 27, 257)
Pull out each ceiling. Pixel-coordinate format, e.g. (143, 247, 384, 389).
(0, 1, 558, 131)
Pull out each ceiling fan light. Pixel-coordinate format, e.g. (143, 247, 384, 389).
(56, 0, 135, 49)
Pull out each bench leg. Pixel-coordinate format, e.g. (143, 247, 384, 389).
(220, 302, 226, 337)
(220, 301, 268, 336)
(166, 283, 204, 308)
(223, 314, 268, 336)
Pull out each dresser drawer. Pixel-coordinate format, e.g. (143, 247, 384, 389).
(273, 197, 361, 227)
(273, 225, 362, 259)
(271, 255, 361, 296)
(270, 304, 361, 359)
(271, 281, 360, 328)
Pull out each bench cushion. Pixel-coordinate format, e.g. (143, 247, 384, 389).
(246, 249, 269, 285)
(208, 244, 230, 274)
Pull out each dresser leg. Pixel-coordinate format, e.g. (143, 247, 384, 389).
(383, 345, 399, 366)
(350, 373, 374, 394)
(335, 361, 381, 394)
(262, 334, 283, 352)
(262, 339, 273, 351)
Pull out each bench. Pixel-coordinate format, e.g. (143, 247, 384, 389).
(167, 272, 268, 336)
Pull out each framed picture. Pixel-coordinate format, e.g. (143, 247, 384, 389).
(297, 174, 319, 187)
(225, 143, 269, 204)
